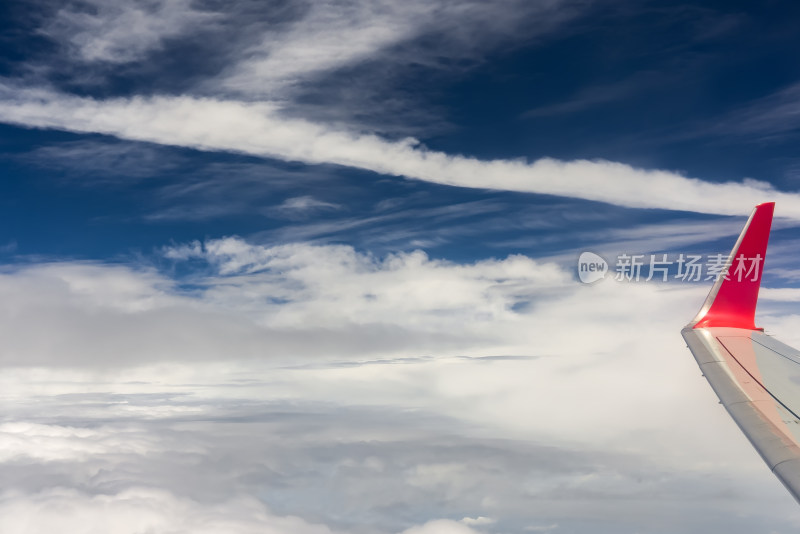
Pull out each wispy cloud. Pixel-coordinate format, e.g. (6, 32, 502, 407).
(267, 195, 342, 220)
(39, 0, 219, 64)
(215, 0, 585, 99)
(25, 0, 586, 105)
(16, 138, 181, 181)
(6, 0, 595, 139)
(251, 198, 512, 249)
(707, 81, 800, 140)
(216, 0, 437, 97)
(0, 87, 796, 218)
(5, 1, 797, 220)
(522, 70, 667, 119)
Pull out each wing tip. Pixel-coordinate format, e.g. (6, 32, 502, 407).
(690, 202, 775, 330)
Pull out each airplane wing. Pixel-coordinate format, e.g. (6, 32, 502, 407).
(683, 201, 800, 504)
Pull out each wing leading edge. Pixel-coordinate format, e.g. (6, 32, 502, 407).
(682, 202, 800, 504)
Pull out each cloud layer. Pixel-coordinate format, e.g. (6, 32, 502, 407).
(1, 239, 800, 531)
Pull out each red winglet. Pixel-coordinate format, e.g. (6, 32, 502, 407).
(691, 202, 774, 330)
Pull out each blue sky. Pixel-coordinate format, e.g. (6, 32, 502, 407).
(3, 1, 800, 533)
(3, 0, 800, 263)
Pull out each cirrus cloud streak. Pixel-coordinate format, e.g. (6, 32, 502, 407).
(0, 87, 797, 218)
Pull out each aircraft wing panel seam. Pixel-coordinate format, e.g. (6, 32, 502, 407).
(715, 337, 800, 422)
(683, 328, 800, 483)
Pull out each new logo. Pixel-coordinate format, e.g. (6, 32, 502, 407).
(577, 252, 608, 284)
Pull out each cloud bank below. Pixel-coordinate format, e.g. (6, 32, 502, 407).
(2, 239, 800, 532)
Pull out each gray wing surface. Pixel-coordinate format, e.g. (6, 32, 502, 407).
(683, 327, 800, 502)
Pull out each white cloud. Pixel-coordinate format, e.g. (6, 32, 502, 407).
(163, 237, 568, 337)
(216, 0, 579, 98)
(0, 487, 337, 534)
(3, 1, 796, 218)
(0, 236, 779, 459)
(0, 242, 569, 367)
(0, 486, 499, 534)
(0, 422, 173, 463)
(219, 0, 436, 96)
(277, 196, 340, 211)
(267, 195, 342, 219)
(759, 288, 800, 301)
(461, 516, 495, 526)
(40, 0, 218, 64)
(401, 520, 482, 534)
(29, 0, 583, 104)
(0, 238, 769, 455)
(0, 87, 797, 218)
(0, 241, 799, 531)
